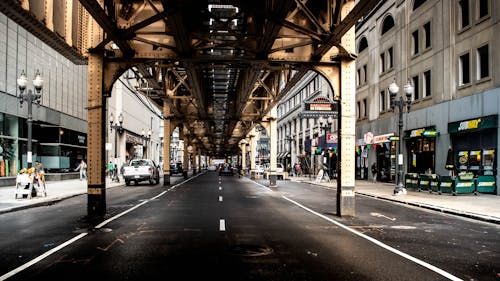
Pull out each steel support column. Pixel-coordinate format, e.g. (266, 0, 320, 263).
(266, 106, 278, 188)
(163, 105, 171, 187)
(183, 136, 189, 179)
(337, 0, 356, 217)
(87, 52, 106, 218)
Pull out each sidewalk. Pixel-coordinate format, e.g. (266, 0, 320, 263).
(289, 176, 500, 224)
(0, 177, 124, 214)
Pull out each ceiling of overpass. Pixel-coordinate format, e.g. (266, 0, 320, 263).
(1, 0, 380, 157)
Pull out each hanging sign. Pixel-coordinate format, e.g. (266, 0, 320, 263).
(299, 96, 338, 118)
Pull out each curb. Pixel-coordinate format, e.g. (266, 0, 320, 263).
(0, 193, 86, 215)
(291, 179, 500, 225)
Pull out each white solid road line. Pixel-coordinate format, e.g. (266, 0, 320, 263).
(219, 219, 226, 231)
(219, 196, 223, 202)
(0, 233, 88, 281)
(281, 195, 463, 281)
(0, 172, 206, 280)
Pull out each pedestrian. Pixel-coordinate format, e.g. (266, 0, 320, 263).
(108, 161, 115, 179)
(294, 163, 301, 177)
(371, 163, 378, 183)
(75, 159, 87, 180)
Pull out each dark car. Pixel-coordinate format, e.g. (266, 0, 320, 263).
(170, 162, 183, 175)
(219, 163, 233, 176)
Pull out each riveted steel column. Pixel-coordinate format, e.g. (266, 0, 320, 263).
(163, 105, 171, 187)
(337, 0, 356, 217)
(250, 129, 257, 179)
(267, 106, 278, 188)
(87, 52, 106, 217)
(183, 136, 189, 179)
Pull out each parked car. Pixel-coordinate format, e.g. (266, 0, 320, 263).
(170, 162, 183, 175)
(122, 159, 160, 186)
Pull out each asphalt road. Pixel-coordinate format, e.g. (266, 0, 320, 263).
(0, 172, 498, 280)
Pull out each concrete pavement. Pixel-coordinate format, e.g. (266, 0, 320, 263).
(1, 173, 499, 225)
(289, 176, 500, 224)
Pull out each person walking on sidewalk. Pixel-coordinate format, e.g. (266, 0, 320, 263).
(75, 159, 87, 180)
(108, 161, 115, 179)
(371, 163, 378, 183)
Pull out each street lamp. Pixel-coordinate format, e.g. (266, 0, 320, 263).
(389, 79, 413, 195)
(109, 112, 124, 182)
(17, 70, 43, 168)
(318, 116, 333, 176)
(141, 128, 152, 158)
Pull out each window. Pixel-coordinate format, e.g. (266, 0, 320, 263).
(477, 45, 489, 80)
(478, 0, 489, 19)
(458, 0, 470, 29)
(357, 69, 361, 86)
(459, 52, 471, 85)
(413, 0, 427, 10)
(387, 47, 394, 69)
(412, 75, 420, 100)
(363, 98, 367, 117)
(357, 101, 361, 119)
(380, 53, 385, 73)
(358, 37, 368, 53)
(423, 22, 431, 49)
(363, 64, 367, 83)
(380, 90, 386, 112)
(423, 70, 431, 98)
(381, 15, 395, 35)
(412, 30, 419, 55)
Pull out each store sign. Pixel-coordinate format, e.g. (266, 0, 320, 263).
(405, 127, 439, 139)
(373, 133, 394, 143)
(364, 132, 374, 144)
(300, 97, 338, 118)
(326, 134, 337, 143)
(448, 115, 497, 134)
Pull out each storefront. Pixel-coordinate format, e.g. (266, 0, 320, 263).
(355, 138, 368, 180)
(448, 115, 497, 177)
(373, 133, 396, 182)
(405, 126, 439, 174)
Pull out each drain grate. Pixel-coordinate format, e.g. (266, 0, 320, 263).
(229, 244, 273, 257)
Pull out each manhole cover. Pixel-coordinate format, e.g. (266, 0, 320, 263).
(229, 244, 273, 257)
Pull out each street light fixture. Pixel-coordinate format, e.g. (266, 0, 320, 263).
(141, 128, 152, 158)
(318, 116, 333, 176)
(110, 112, 124, 182)
(17, 70, 43, 168)
(389, 79, 414, 195)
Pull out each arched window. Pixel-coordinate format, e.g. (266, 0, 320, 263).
(381, 15, 395, 35)
(358, 37, 368, 53)
(413, 0, 427, 10)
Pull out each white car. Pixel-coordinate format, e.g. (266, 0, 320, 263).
(263, 163, 284, 173)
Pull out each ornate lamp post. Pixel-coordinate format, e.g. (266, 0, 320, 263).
(389, 79, 413, 195)
(141, 128, 152, 158)
(109, 112, 124, 182)
(319, 116, 333, 175)
(17, 70, 43, 168)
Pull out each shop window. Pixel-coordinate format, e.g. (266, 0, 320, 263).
(458, 0, 470, 30)
(423, 22, 431, 49)
(411, 30, 419, 55)
(476, 44, 489, 80)
(423, 70, 431, 98)
(459, 52, 471, 86)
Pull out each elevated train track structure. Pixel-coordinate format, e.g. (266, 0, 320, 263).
(0, 0, 379, 217)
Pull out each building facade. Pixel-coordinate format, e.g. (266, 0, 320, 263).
(0, 11, 88, 180)
(355, 0, 499, 194)
(277, 71, 337, 177)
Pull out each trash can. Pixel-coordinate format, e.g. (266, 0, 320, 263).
(476, 175, 496, 194)
(405, 173, 419, 190)
(429, 174, 440, 194)
(418, 174, 431, 192)
(439, 176, 454, 194)
(454, 172, 476, 195)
